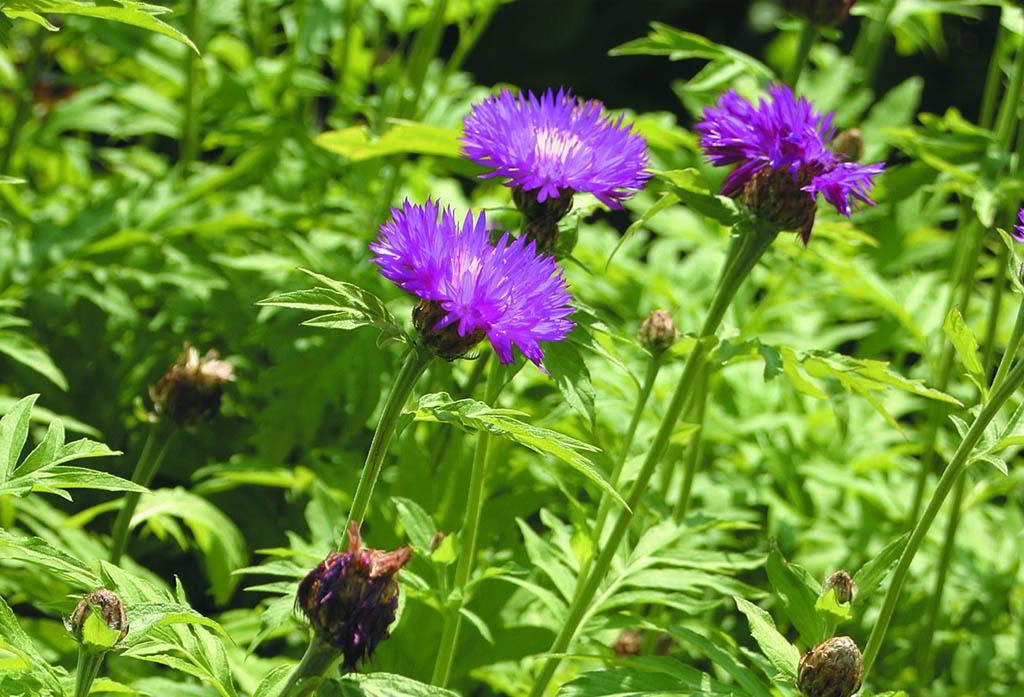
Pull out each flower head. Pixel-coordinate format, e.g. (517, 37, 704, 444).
(150, 343, 235, 426)
(66, 589, 129, 651)
(1013, 208, 1024, 243)
(461, 89, 650, 209)
(296, 523, 412, 671)
(822, 570, 857, 605)
(370, 199, 575, 367)
(696, 84, 884, 242)
(798, 636, 864, 697)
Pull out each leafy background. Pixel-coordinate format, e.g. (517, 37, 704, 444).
(0, 1, 1022, 697)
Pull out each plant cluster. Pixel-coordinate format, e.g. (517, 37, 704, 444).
(1, 2, 1023, 697)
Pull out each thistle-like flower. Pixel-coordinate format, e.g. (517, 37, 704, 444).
(370, 199, 575, 367)
(798, 636, 864, 697)
(782, 0, 857, 26)
(296, 523, 412, 671)
(150, 343, 235, 426)
(696, 84, 884, 243)
(462, 89, 650, 250)
(66, 589, 129, 651)
(1013, 207, 1024, 242)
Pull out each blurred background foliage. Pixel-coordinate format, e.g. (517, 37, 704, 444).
(0, 1, 1022, 697)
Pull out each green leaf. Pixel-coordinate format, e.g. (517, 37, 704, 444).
(258, 269, 408, 346)
(610, 22, 772, 81)
(542, 335, 596, 428)
(734, 597, 801, 682)
(558, 668, 729, 697)
(324, 672, 460, 697)
(605, 191, 680, 269)
(766, 543, 824, 647)
(406, 392, 625, 509)
(0, 395, 37, 483)
(943, 307, 985, 392)
(667, 625, 774, 697)
(81, 608, 122, 650)
(3, 1, 198, 52)
(853, 534, 908, 600)
(0, 595, 63, 694)
(0, 331, 68, 389)
(392, 497, 437, 553)
(315, 120, 461, 162)
(652, 169, 740, 225)
(814, 587, 852, 622)
(252, 666, 295, 697)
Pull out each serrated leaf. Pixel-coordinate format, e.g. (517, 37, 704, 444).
(853, 534, 908, 600)
(652, 169, 740, 224)
(734, 597, 800, 682)
(766, 543, 824, 647)
(0, 394, 36, 482)
(542, 336, 596, 428)
(943, 307, 985, 391)
(407, 392, 624, 508)
(0, 331, 68, 389)
(392, 497, 437, 553)
(324, 672, 460, 697)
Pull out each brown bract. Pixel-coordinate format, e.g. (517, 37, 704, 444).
(798, 636, 865, 697)
(150, 342, 235, 426)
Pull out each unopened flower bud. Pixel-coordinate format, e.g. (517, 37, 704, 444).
(783, 0, 856, 26)
(413, 300, 486, 361)
(743, 166, 817, 244)
(150, 343, 235, 426)
(832, 129, 863, 163)
(798, 636, 864, 697)
(296, 522, 412, 670)
(613, 629, 644, 657)
(514, 186, 574, 254)
(637, 310, 678, 355)
(66, 589, 129, 651)
(822, 570, 857, 605)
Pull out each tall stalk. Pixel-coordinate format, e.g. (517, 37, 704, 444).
(672, 364, 710, 521)
(527, 220, 778, 697)
(862, 347, 1024, 678)
(344, 346, 433, 539)
(277, 635, 339, 697)
(109, 424, 176, 564)
(72, 647, 106, 697)
(0, 28, 45, 173)
(180, 0, 202, 178)
(431, 356, 503, 687)
(852, 0, 898, 85)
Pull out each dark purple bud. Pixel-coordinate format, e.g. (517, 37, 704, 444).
(413, 300, 487, 362)
(513, 186, 574, 254)
(66, 589, 129, 650)
(782, 0, 856, 26)
(742, 166, 818, 243)
(150, 343, 235, 426)
(637, 310, 678, 355)
(296, 522, 412, 671)
(798, 636, 864, 697)
(822, 570, 857, 605)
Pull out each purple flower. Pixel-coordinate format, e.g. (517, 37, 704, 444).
(696, 84, 884, 241)
(461, 89, 651, 209)
(370, 199, 575, 367)
(1014, 208, 1024, 242)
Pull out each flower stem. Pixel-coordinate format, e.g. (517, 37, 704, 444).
(576, 354, 663, 585)
(335, 0, 364, 101)
(180, 0, 202, 178)
(979, 18, 1007, 130)
(344, 346, 433, 540)
(862, 352, 1024, 679)
(73, 647, 106, 697)
(672, 363, 710, 521)
(430, 355, 504, 687)
(527, 220, 778, 697)
(786, 22, 818, 88)
(994, 30, 1024, 150)
(277, 634, 340, 697)
(109, 424, 176, 565)
(398, 0, 450, 119)
(991, 290, 1024, 394)
(0, 28, 45, 173)
(852, 0, 898, 84)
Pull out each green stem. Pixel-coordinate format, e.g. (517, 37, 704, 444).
(527, 220, 778, 697)
(979, 20, 1007, 130)
(399, 0, 450, 119)
(0, 28, 45, 173)
(991, 294, 1024, 394)
(786, 22, 818, 88)
(430, 356, 504, 687)
(852, 0, 898, 85)
(73, 647, 106, 697)
(109, 425, 176, 565)
(335, 0, 364, 99)
(344, 346, 433, 539)
(995, 30, 1024, 150)
(180, 0, 201, 178)
(908, 220, 983, 524)
(982, 244, 1011, 377)
(862, 355, 1024, 678)
(672, 364, 710, 521)
(277, 634, 340, 697)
